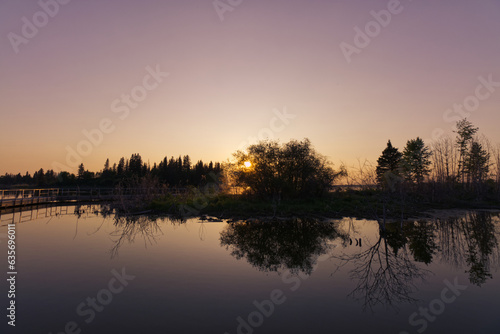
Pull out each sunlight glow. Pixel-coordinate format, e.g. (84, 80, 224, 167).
(244, 161, 252, 168)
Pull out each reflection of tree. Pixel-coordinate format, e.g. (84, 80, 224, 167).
(220, 218, 347, 274)
(435, 212, 500, 286)
(109, 215, 164, 258)
(405, 221, 438, 264)
(334, 212, 500, 311)
(463, 212, 498, 286)
(334, 224, 429, 311)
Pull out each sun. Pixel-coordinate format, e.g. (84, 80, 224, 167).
(244, 161, 252, 168)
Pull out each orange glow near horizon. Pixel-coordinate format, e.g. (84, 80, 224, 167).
(1, 1, 500, 175)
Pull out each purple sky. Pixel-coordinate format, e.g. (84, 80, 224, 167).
(1, 0, 499, 174)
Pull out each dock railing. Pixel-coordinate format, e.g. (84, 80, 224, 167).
(0, 187, 186, 209)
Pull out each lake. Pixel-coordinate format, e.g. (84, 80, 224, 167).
(1, 205, 499, 334)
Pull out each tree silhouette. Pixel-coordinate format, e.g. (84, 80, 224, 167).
(77, 163, 85, 180)
(117, 157, 125, 177)
(376, 140, 403, 190)
(455, 118, 479, 185)
(128, 153, 143, 177)
(402, 137, 432, 185)
(232, 139, 344, 199)
(465, 141, 490, 194)
(34, 168, 46, 186)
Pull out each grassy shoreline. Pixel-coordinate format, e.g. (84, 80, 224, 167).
(147, 190, 500, 221)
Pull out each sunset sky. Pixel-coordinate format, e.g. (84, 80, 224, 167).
(1, 0, 499, 174)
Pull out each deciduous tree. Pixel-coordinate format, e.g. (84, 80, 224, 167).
(233, 139, 343, 198)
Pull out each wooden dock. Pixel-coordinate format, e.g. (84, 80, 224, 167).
(0, 187, 185, 210)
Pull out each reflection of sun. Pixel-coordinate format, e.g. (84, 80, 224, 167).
(244, 161, 252, 168)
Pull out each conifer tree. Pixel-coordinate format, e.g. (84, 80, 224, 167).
(402, 137, 432, 185)
(376, 140, 403, 187)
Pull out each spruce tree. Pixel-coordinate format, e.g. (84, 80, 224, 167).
(402, 137, 432, 185)
(466, 141, 490, 187)
(376, 140, 403, 186)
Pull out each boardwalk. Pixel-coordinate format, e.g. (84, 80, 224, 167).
(0, 185, 373, 210)
(0, 188, 183, 210)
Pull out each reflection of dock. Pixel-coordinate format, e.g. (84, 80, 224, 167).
(0, 203, 102, 225)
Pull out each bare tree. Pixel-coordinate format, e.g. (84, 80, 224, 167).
(431, 135, 459, 185)
(338, 158, 377, 190)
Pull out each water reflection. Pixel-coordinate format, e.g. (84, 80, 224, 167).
(333, 223, 429, 311)
(109, 215, 165, 258)
(219, 212, 500, 311)
(220, 218, 348, 274)
(16, 205, 497, 307)
(334, 211, 500, 310)
(434, 212, 500, 286)
(3, 204, 500, 333)
(391, 212, 500, 287)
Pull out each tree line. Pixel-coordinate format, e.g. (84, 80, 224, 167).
(376, 119, 499, 199)
(0, 154, 222, 188)
(230, 118, 499, 201)
(1, 118, 499, 202)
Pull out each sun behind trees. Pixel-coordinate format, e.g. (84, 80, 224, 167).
(231, 138, 345, 199)
(1, 119, 499, 216)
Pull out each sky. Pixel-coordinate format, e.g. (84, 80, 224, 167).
(1, 0, 499, 174)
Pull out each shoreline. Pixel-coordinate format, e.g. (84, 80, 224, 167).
(145, 191, 500, 222)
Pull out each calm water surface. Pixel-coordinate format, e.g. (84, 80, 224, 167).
(1, 205, 499, 334)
